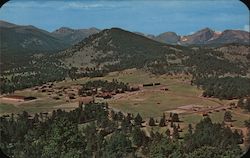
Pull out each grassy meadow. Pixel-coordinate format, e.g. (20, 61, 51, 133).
(1, 68, 248, 133)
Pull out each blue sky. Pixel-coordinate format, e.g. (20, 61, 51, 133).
(0, 0, 249, 35)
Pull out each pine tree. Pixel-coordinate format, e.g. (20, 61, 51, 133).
(172, 113, 179, 122)
(172, 125, 179, 140)
(121, 117, 131, 133)
(33, 113, 39, 123)
(177, 124, 180, 129)
(188, 124, 193, 134)
(244, 120, 250, 147)
(245, 98, 250, 112)
(169, 112, 173, 118)
(159, 117, 165, 127)
(117, 111, 124, 121)
(148, 117, 155, 126)
(134, 113, 143, 126)
(170, 119, 174, 127)
(165, 129, 171, 137)
(224, 111, 232, 122)
(162, 113, 166, 121)
(237, 98, 244, 108)
(132, 127, 145, 147)
(110, 110, 115, 120)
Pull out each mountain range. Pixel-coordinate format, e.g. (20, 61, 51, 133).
(0, 20, 100, 55)
(0, 20, 249, 56)
(146, 28, 249, 45)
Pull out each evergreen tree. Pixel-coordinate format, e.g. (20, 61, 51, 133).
(134, 113, 143, 126)
(170, 119, 174, 127)
(103, 132, 132, 158)
(165, 129, 171, 138)
(121, 117, 132, 133)
(169, 112, 173, 118)
(132, 126, 145, 147)
(245, 119, 250, 147)
(224, 111, 232, 122)
(110, 110, 115, 120)
(177, 124, 180, 129)
(172, 125, 179, 140)
(148, 117, 155, 126)
(149, 137, 178, 158)
(245, 98, 250, 112)
(162, 113, 166, 121)
(188, 124, 193, 134)
(117, 111, 124, 121)
(237, 98, 244, 108)
(159, 117, 165, 127)
(172, 113, 179, 122)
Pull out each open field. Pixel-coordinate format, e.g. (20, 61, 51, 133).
(0, 68, 238, 117)
(0, 103, 20, 114)
(0, 68, 194, 115)
(0, 88, 78, 114)
(108, 91, 226, 118)
(100, 69, 233, 118)
(1, 68, 249, 134)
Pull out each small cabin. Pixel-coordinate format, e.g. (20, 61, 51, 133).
(129, 86, 140, 91)
(160, 87, 169, 91)
(78, 96, 94, 105)
(3, 95, 26, 102)
(96, 92, 112, 99)
(24, 96, 37, 101)
(99, 92, 112, 99)
(103, 93, 112, 99)
(143, 83, 154, 87)
(202, 113, 209, 117)
(154, 82, 161, 86)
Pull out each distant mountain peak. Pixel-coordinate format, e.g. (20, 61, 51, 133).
(51, 26, 100, 45)
(89, 27, 99, 30)
(179, 28, 215, 44)
(193, 27, 215, 36)
(197, 27, 213, 32)
(155, 32, 180, 44)
(52, 27, 75, 34)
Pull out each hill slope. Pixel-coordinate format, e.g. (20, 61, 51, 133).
(0, 20, 69, 55)
(59, 27, 249, 76)
(0, 21, 100, 70)
(59, 28, 187, 70)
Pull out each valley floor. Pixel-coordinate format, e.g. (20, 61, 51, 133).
(1, 68, 249, 149)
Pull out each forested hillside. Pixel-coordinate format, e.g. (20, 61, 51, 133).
(0, 103, 246, 158)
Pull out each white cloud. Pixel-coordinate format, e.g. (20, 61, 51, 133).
(243, 25, 249, 32)
(4, 1, 122, 11)
(60, 2, 104, 10)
